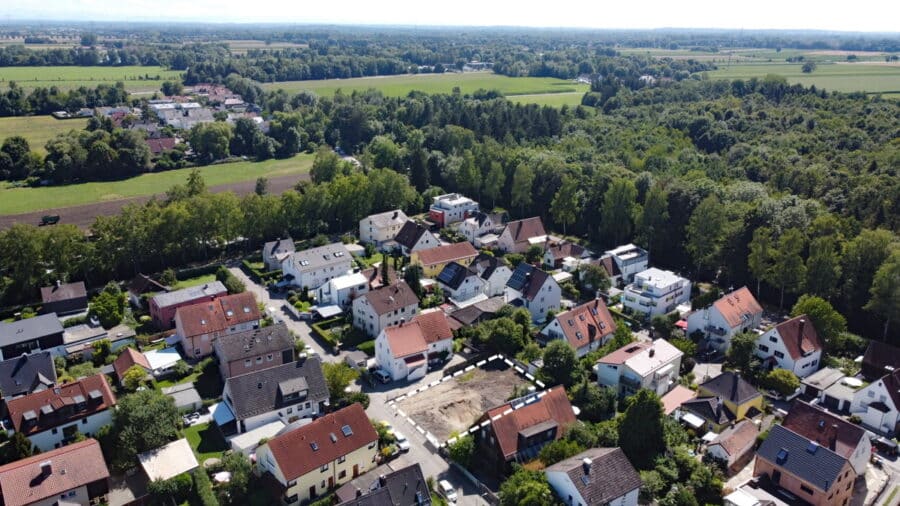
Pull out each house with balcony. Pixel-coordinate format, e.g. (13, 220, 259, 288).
(316, 271, 369, 309)
(680, 372, 763, 432)
(540, 299, 617, 358)
(214, 323, 295, 380)
(497, 217, 548, 254)
(603, 244, 649, 285)
(545, 448, 641, 506)
(256, 403, 378, 505)
(594, 339, 683, 397)
(359, 209, 409, 248)
(352, 282, 419, 338)
(459, 211, 504, 248)
(504, 263, 560, 323)
(850, 369, 900, 437)
(543, 241, 591, 271)
(621, 268, 691, 319)
(175, 292, 261, 358)
(282, 242, 353, 291)
(686, 286, 763, 353)
(374, 310, 453, 382)
(754, 315, 823, 379)
(428, 193, 479, 227)
(393, 222, 440, 257)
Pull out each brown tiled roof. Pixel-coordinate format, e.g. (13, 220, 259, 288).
(415, 242, 478, 267)
(544, 448, 641, 505)
(0, 439, 109, 506)
(113, 347, 151, 379)
(709, 420, 758, 456)
(384, 323, 428, 359)
(175, 292, 260, 338)
(550, 299, 616, 350)
(40, 282, 86, 303)
(361, 263, 398, 290)
(712, 286, 762, 328)
(660, 385, 698, 415)
(545, 241, 586, 261)
(773, 314, 823, 360)
(6, 374, 116, 435)
(360, 282, 419, 316)
(503, 217, 546, 245)
(394, 222, 431, 250)
(880, 369, 900, 414)
(266, 403, 377, 481)
(593, 256, 621, 278)
(483, 388, 576, 459)
(507, 263, 555, 302)
(862, 340, 900, 380)
(596, 341, 651, 365)
(782, 400, 866, 460)
(128, 273, 169, 295)
(412, 309, 453, 344)
(146, 137, 177, 155)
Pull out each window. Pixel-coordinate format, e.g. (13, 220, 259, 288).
(321, 464, 328, 472)
(287, 408, 293, 414)
(245, 359, 251, 368)
(758, 344, 769, 353)
(267, 354, 274, 362)
(338, 456, 346, 464)
(321, 481, 326, 489)
(82, 418, 87, 424)
(256, 356, 263, 364)
(769, 336, 777, 343)
(868, 390, 875, 398)
(800, 484, 813, 495)
(774, 351, 784, 359)
(52, 428, 58, 434)
(339, 470, 346, 479)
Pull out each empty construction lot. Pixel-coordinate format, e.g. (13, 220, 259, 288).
(396, 364, 530, 442)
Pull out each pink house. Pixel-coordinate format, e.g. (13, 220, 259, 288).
(175, 292, 261, 358)
(149, 281, 227, 329)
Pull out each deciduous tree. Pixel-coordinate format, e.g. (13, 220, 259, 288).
(864, 250, 900, 341)
(618, 389, 665, 469)
(600, 178, 638, 247)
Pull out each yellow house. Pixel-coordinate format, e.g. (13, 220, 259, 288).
(411, 242, 478, 278)
(681, 371, 763, 432)
(256, 403, 378, 505)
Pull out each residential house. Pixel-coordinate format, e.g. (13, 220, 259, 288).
(754, 315, 823, 379)
(686, 286, 763, 353)
(660, 385, 698, 416)
(352, 282, 420, 338)
(149, 281, 227, 329)
(0, 438, 109, 506)
(256, 403, 379, 504)
(213, 323, 295, 380)
(850, 369, 900, 437)
(411, 242, 479, 278)
(316, 272, 369, 309)
(543, 241, 591, 271)
(143, 348, 182, 377)
(861, 340, 900, 381)
(374, 309, 453, 381)
(112, 347, 151, 384)
(0, 314, 64, 360)
(504, 263, 561, 323)
(800, 367, 845, 401)
(603, 244, 649, 285)
(459, 211, 504, 247)
(263, 238, 296, 272)
(544, 447, 641, 506)
(61, 324, 135, 361)
(783, 400, 872, 475)
(336, 463, 430, 505)
(475, 388, 576, 470)
(283, 243, 353, 291)
(540, 299, 617, 357)
(175, 292, 261, 358)
(6, 374, 116, 451)
(220, 355, 328, 434)
(436, 262, 486, 302)
(680, 372, 763, 432)
(622, 267, 691, 319)
(158, 107, 215, 130)
(359, 210, 409, 247)
(754, 425, 856, 506)
(706, 420, 759, 471)
(127, 273, 169, 308)
(447, 296, 506, 331)
(594, 339, 683, 397)
(497, 217, 547, 254)
(146, 137, 177, 157)
(428, 193, 479, 227)
(393, 222, 440, 257)
(40, 281, 88, 316)
(470, 253, 513, 297)
(0, 352, 56, 405)
(587, 255, 622, 289)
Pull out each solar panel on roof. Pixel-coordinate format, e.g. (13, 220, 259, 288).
(437, 264, 460, 285)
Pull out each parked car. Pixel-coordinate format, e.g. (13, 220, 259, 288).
(438, 480, 457, 503)
(372, 369, 391, 384)
(393, 431, 410, 452)
(182, 412, 200, 426)
(873, 436, 899, 456)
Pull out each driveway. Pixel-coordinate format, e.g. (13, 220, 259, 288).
(692, 362, 723, 384)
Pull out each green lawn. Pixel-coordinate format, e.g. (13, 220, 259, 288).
(182, 422, 228, 461)
(171, 273, 218, 291)
(705, 62, 900, 94)
(262, 72, 589, 101)
(0, 116, 88, 154)
(0, 65, 183, 92)
(0, 153, 314, 215)
(510, 92, 585, 107)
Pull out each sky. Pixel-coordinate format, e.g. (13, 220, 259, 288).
(1, 0, 898, 33)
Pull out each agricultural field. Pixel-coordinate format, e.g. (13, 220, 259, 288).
(0, 153, 313, 215)
(510, 92, 585, 107)
(224, 39, 309, 54)
(0, 65, 183, 92)
(705, 62, 900, 94)
(261, 72, 589, 102)
(0, 115, 88, 154)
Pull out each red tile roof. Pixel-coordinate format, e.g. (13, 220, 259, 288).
(550, 299, 616, 350)
(384, 323, 428, 359)
(503, 217, 547, 245)
(773, 314, 823, 360)
(709, 420, 758, 457)
(6, 374, 116, 435)
(483, 388, 576, 459)
(660, 385, 698, 415)
(412, 309, 453, 344)
(596, 341, 651, 365)
(0, 439, 109, 506)
(266, 403, 377, 481)
(360, 282, 419, 316)
(146, 137, 177, 155)
(415, 242, 478, 267)
(712, 286, 763, 328)
(545, 241, 586, 262)
(175, 292, 260, 338)
(113, 347, 151, 379)
(782, 400, 866, 460)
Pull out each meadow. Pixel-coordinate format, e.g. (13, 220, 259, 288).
(705, 62, 900, 94)
(0, 66, 183, 92)
(0, 116, 88, 154)
(0, 153, 313, 215)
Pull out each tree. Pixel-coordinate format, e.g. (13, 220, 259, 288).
(762, 369, 800, 396)
(478, 317, 527, 356)
(160, 81, 184, 97)
(600, 178, 638, 247)
(802, 61, 817, 73)
(310, 146, 348, 184)
(215, 266, 245, 294)
(89, 282, 125, 329)
(322, 362, 359, 402)
(564, 422, 599, 448)
(572, 380, 616, 422)
(538, 438, 584, 466)
(510, 163, 535, 215)
(864, 250, 900, 340)
(540, 340, 581, 388)
(91, 339, 112, 365)
(685, 194, 730, 276)
(550, 176, 581, 235)
(618, 389, 665, 469)
(578, 263, 611, 293)
(122, 364, 147, 392)
(447, 434, 474, 467)
(110, 389, 179, 470)
(636, 185, 669, 257)
(770, 228, 807, 309)
(217, 452, 252, 505)
(687, 462, 724, 505)
(498, 468, 555, 506)
(403, 264, 423, 298)
(483, 161, 505, 208)
(747, 227, 774, 296)
(842, 229, 894, 316)
(525, 244, 544, 264)
(254, 177, 269, 196)
(189, 122, 233, 162)
(791, 295, 847, 346)
(0, 432, 36, 465)
(725, 331, 759, 375)
(805, 236, 842, 300)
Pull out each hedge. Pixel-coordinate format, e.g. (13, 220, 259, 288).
(240, 259, 282, 283)
(357, 340, 375, 356)
(311, 317, 344, 348)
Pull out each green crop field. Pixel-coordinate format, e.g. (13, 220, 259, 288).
(261, 72, 589, 102)
(0, 116, 88, 154)
(0, 66, 183, 92)
(705, 62, 900, 94)
(0, 153, 313, 215)
(510, 92, 585, 107)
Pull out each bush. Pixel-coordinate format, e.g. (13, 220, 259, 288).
(447, 434, 474, 468)
(216, 266, 246, 294)
(173, 360, 192, 378)
(194, 469, 219, 506)
(357, 340, 375, 356)
(311, 317, 343, 348)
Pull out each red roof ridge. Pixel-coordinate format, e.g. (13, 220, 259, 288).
(415, 242, 478, 266)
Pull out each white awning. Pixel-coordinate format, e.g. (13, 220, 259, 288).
(701, 431, 718, 443)
(681, 412, 705, 429)
(212, 402, 235, 426)
(314, 305, 343, 319)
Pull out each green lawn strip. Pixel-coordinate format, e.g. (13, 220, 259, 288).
(705, 62, 900, 93)
(0, 65, 183, 91)
(182, 422, 228, 461)
(0, 153, 313, 215)
(0, 116, 88, 154)
(171, 273, 217, 290)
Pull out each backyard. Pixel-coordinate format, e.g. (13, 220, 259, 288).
(182, 422, 228, 462)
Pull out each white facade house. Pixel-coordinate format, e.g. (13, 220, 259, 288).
(352, 282, 420, 337)
(436, 262, 487, 302)
(754, 315, 823, 379)
(282, 242, 353, 291)
(540, 299, 617, 358)
(850, 369, 900, 436)
(686, 286, 763, 352)
(604, 244, 649, 285)
(622, 268, 691, 319)
(374, 310, 453, 382)
(497, 217, 547, 254)
(459, 211, 503, 244)
(428, 193, 479, 227)
(504, 263, 561, 323)
(393, 221, 441, 257)
(470, 254, 512, 297)
(359, 210, 409, 246)
(594, 339, 683, 397)
(316, 271, 369, 308)
(544, 448, 641, 506)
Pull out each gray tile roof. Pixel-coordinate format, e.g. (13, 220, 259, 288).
(225, 356, 327, 420)
(0, 352, 57, 398)
(338, 464, 430, 505)
(364, 210, 408, 230)
(214, 323, 294, 363)
(757, 424, 848, 492)
(150, 281, 227, 308)
(263, 238, 295, 258)
(0, 314, 64, 347)
(700, 371, 761, 405)
(545, 447, 641, 504)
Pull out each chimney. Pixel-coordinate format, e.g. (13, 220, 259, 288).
(716, 396, 723, 419)
(356, 489, 363, 498)
(582, 457, 592, 475)
(55, 280, 61, 288)
(732, 372, 740, 400)
(798, 319, 806, 348)
(649, 348, 655, 357)
(379, 475, 387, 487)
(40, 461, 52, 476)
(831, 424, 839, 450)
